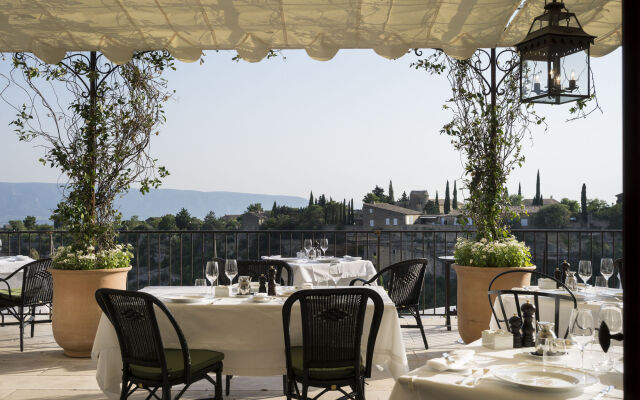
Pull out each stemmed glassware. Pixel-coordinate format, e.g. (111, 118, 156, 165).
(225, 259, 238, 287)
(328, 263, 342, 287)
(320, 238, 329, 257)
(304, 239, 313, 258)
(205, 261, 218, 297)
(578, 260, 592, 290)
(596, 303, 623, 371)
(569, 308, 595, 370)
(600, 258, 614, 288)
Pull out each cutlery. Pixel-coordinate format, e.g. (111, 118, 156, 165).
(592, 385, 614, 400)
(467, 368, 490, 386)
(442, 352, 455, 364)
(456, 368, 480, 385)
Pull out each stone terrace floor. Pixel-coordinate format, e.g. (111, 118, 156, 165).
(0, 315, 463, 399)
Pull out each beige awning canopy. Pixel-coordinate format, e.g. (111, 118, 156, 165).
(0, 0, 621, 65)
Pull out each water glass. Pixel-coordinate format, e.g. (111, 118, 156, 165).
(578, 260, 592, 288)
(225, 259, 238, 286)
(594, 276, 607, 293)
(595, 303, 623, 371)
(600, 258, 614, 285)
(194, 278, 207, 295)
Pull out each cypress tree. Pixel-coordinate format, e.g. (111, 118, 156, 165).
(350, 199, 354, 224)
(540, 194, 543, 206)
(342, 199, 347, 224)
(271, 201, 277, 217)
(581, 183, 588, 221)
(452, 181, 458, 209)
(444, 181, 451, 214)
(388, 180, 395, 204)
(435, 191, 440, 214)
(535, 170, 541, 205)
(309, 191, 314, 207)
(518, 183, 522, 197)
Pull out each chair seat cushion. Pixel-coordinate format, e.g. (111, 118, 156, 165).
(0, 288, 21, 301)
(129, 348, 224, 381)
(290, 347, 363, 380)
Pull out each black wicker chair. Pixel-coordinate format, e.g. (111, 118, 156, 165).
(95, 288, 224, 400)
(349, 259, 428, 349)
(217, 258, 294, 395)
(488, 270, 577, 338)
(0, 258, 53, 351)
(216, 259, 293, 286)
(282, 288, 384, 400)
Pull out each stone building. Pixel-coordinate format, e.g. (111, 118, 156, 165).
(362, 203, 422, 228)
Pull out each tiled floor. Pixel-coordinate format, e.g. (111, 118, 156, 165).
(0, 315, 463, 399)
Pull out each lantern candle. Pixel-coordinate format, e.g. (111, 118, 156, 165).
(569, 70, 576, 90)
(533, 74, 541, 93)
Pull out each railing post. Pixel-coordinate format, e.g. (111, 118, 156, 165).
(375, 230, 381, 271)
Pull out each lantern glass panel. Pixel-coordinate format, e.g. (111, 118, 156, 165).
(521, 50, 590, 104)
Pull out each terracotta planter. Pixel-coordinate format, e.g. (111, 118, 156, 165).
(50, 267, 131, 357)
(452, 264, 536, 344)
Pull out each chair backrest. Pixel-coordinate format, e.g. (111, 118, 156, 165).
(488, 270, 577, 338)
(219, 259, 293, 286)
(614, 258, 624, 289)
(377, 259, 427, 308)
(20, 258, 53, 307)
(282, 288, 384, 381)
(95, 288, 191, 382)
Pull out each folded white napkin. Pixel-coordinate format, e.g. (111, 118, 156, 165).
(261, 255, 281, 260)
(426, 358, 450, 371)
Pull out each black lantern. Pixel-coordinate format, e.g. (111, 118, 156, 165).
(516, 0, 596, 104)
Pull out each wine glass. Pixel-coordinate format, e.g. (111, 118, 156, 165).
(578, 260, 592, 289)
(328, 263, 342, 287)
(600, 258, 614, 287)
(225, 259, 238, 286)
(569, 309, 595, 370)
(320, 238, 329, 257)
(597, 303, 623, 370)
(304, 239, 312, 258)
(206, 261, 218, 297)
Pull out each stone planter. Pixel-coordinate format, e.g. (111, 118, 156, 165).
(452, 264, 536, 344)
(50, 267, 131, 357)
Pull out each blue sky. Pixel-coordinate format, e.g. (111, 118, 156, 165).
(0, 48, 622, 207)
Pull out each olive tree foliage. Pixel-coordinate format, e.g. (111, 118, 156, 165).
(0, 51, 174, 250)
(412, 50, 546, 241)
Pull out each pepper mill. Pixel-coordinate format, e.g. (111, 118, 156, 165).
(258, 274, 267, 293)
(554, 265, 563, 288)
(508, 313, 523, 348)
(267, 266, 277, 296)
(560, 260, 571, 286)
(521, 300, 536, 347)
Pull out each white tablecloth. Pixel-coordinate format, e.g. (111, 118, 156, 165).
(0, 256, 35, 290)
(390, 341, 623, 400)
(272, 257, 378, 287)
(489, 288, 623, 338)
(92, 286, 408, 399)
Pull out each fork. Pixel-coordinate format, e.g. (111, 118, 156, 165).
(592, 385, 614, 400)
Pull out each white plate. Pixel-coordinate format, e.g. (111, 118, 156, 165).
(161, 295, 209, 304)
(14, 255, 29, 261)
(493, 365, 598, 392)
(280, 257, 300, 262)
(343, 256, 362, 261)
(251, 295, 272, 303)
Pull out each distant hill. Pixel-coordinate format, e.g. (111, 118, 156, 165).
(0, 182, 307, 224)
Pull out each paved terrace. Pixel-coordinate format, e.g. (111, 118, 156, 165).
(0, 315, 462, 399)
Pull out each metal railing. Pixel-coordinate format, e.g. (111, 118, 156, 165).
(0, 229, 623, 316)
